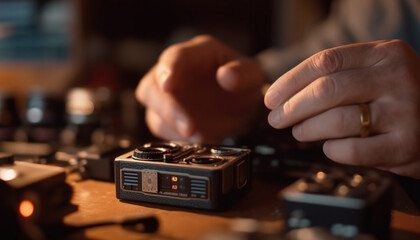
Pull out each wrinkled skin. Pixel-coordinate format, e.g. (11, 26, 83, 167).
(265, 40, 420, 179)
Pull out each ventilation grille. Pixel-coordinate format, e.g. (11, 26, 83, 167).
(190, 178, 207, 196)
(122, 171, 139, 187)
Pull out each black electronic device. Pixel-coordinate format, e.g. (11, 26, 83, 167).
(0, 152, 160, 239)
(0, 152, 77, 239)
(54, 137, 132, 182)
(278, 166, 392, 240)
(76, 141, 131, 181)
(115, 141, 252, 210)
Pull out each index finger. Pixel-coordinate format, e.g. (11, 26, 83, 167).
(264, 40, 390, 110)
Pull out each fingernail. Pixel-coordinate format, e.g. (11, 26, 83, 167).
(267, 110, 281, 128)
(217, 66, 238, 91)
(265, 90, 281, 109)
(292, 124, 302, 139)
(158, 68, 170, 89)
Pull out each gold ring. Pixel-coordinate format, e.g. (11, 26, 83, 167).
(359, 103, 371, 138)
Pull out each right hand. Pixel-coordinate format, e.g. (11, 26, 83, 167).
(264, 40, 420, 178)
(136, 35, 265, 143)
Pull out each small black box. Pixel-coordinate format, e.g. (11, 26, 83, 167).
(115, 142, 251, 210)
(279, 166, 392, 240)
(0, 153, 77, 239)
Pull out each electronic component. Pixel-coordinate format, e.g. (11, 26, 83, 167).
(279, 166, 392, 240)
(0, 153, 77, 239)
(115, 141, 252, 210)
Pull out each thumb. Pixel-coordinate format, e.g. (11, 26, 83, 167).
(216, 57, 265, 92)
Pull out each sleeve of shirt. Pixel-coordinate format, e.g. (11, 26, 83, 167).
(257, 0, 420, 83)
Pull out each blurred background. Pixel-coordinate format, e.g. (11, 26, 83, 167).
(0, 0, 332, 147)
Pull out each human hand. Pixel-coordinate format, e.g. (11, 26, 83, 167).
(136, 35, 265, 143)
(264, 40, 420, 178)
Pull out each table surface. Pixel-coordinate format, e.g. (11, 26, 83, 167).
(63, 173, 420, 240)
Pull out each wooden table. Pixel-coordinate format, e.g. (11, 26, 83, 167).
(64, 174, 420, 240)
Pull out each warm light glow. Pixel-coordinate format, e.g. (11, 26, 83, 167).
(171, 176, 178, 182)
(350, 174, 363, 187)
(337, 185, 349, 196)
(19, 200, 35, 218)
(315, 171, 326, 181)
(0, 168, 17, 181)
(66, 88, 95, 117)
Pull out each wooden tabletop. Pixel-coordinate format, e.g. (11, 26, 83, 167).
(63, 174, 420, 240)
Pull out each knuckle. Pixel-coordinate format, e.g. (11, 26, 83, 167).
(377, 40, 415, 65)
(282, 100, 294, 117)
(312, 49, 343, 74)
(380, 39, 411, 55)
(136, 76, 150, 104)
(312, 75, 340, 103)
(376, 40, 420, 95)
(136, 66, 160, 105)
(191, 34, 216, 43)
(160, 42, 190, 62)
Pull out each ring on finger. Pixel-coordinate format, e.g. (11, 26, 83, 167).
(359, 103, 371, 138)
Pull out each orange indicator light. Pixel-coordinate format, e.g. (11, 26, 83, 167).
(171, 176, 178, 182)
(172, 185, 178, 190)
(19, 200, 34, 218)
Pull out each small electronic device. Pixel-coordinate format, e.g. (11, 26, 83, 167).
(76, 143, 128, 181)
(115, 141, 252, 210)
(0, 152, 77, 239)
(0, 152, 160, 239)
(55, 140, 131, 182)
(279, 166, 392, 240)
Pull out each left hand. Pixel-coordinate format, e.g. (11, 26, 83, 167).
(264, 40, 420, 179)
(135, 35, 265, 143)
